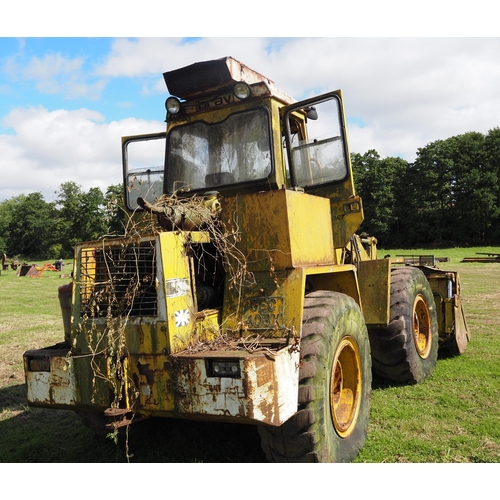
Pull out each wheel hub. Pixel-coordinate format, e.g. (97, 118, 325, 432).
(413, 294, 432, 358)
(330, 336, 362, 438)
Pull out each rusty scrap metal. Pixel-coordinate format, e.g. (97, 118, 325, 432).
(179, 332, 297, 356)
(461, 252, 500, 263)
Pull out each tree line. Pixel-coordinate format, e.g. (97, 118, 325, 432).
(0, 182, 125, 261)
(1, 128, 500, 260)
(352, 128, 500, 248)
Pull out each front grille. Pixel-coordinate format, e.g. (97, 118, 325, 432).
(79, 240, 157, 318)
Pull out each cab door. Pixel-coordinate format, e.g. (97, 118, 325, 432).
(282, 91, 352, 195)
(122, 132, 166, 212)
(282, 91, 363, 250)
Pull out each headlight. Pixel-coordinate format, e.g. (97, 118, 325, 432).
(28, 356, 50, 372)
(234, 82, 251, 100)
(165, 96, 181, 115)
(207, 360, 241, 378)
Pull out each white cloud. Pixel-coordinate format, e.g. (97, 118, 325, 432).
(5, 50, 107, 100)
(23, 53, 84, 80)
(95, 37, 271, 83)
(0, 106, 164, 201)
(2, 37, 500, 203)
(94, 38, 500, 162)
(252, 38, 500, 160)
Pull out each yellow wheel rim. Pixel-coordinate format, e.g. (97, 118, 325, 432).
(330, 336, 362, 438)
(413, 294, 432, 359)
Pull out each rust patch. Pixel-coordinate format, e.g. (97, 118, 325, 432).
(258, 396, 275, 422)
(137, 361, 154, 385)
(254, 356, 274, 387)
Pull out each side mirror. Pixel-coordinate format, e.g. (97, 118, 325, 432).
(306, 106, 318, 120)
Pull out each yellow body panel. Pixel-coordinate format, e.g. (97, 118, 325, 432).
(221, 189, 334, 272)
(158, 231, 212, 353)
(222, 268, 305, 337)
(422, 268, 471, 352)
(161, 249, 194, 352)
(329, 196, 364, 250)
(357, 258, 391, 327)
(306, 264, 361, 307)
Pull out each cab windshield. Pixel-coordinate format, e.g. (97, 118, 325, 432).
(166, 108, 272, 193)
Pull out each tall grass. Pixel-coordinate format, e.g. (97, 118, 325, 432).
(1, 248, 499, 462)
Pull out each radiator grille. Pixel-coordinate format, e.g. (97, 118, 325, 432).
(79, 240, 157, 318)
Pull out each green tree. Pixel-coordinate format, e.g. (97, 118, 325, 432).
(0, 197, 19, 256)
(400, 132, 500, 246)
(55, 182, 108, 256)
(351, 150, 408, 246)
(104, 184, 128, 236)
(6, 192, 56, 258)
(448, 132, 495, 244)
(484, 128, 500, 243)
(404, 139, 456, 246)
(80, 187, 107, 241)
(54, 181, 83, 256)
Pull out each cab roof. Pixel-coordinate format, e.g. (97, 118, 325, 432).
(163, 56, 295, 105)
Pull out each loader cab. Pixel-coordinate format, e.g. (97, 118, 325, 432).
(122, 57, 356, 213)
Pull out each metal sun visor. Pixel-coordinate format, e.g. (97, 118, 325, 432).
(163, 56, 275, 100)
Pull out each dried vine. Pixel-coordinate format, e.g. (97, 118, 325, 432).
(75, 189, 293, 458)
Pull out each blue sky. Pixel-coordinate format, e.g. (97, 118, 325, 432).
(1, 37, 301, 131)
(1, 38, 168, 128)
(2, 36, 500, 202)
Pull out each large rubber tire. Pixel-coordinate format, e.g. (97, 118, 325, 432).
(369, 267, 439, 384)
(258, 291, 372, 463)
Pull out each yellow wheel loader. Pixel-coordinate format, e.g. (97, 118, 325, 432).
(23, 57, 470, 462)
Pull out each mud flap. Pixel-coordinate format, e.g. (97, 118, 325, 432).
(418, 266, 471, 354)
(447, 293, 470, 354)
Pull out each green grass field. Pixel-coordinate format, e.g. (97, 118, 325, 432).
(1, 248, 499, 463)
